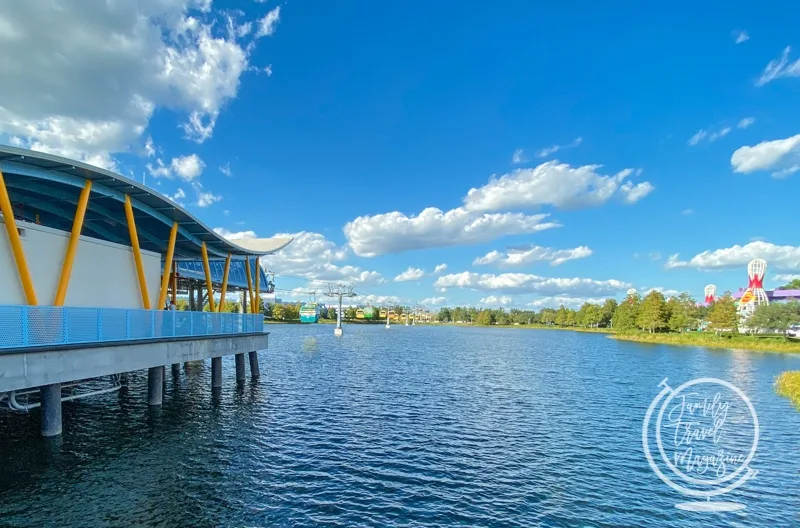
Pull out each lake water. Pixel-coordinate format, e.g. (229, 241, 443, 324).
(1, 325, 800, 526)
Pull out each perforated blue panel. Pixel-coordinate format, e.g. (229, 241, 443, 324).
(0, 305, 264, 350)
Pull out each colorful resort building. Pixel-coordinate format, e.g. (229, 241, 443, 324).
(0, 145, 291, 436)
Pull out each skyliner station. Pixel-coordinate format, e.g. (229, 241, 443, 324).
(0, 145, 292, 437)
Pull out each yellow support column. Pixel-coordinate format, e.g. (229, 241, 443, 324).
(54, 180, 92, 306)
(217, 254, 231, 312)
(244, 256, 254, 313)
(157, 222, 179, 310)
(0, 170, 37, 305)
(201, 242, 216, 312)
(253, 257, 261, 314)
(124, 195, 151, 309)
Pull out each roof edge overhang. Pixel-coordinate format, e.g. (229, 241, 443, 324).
(0, 145, 291, 258)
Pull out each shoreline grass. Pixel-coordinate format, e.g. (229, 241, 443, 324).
(775, 371, 800, 407)
(611, 332, 800, 354)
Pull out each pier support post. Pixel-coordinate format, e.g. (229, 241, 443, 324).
(211, 357, 222, 389)
(248, 351, 260, 378)
(40, 383, 62, 437)
(148, 367, 163, 406)
(171, 363, 180, 377)
(235, 353, 246, 382)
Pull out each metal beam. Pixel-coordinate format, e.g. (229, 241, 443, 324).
(0, 169, 37, 304)
(157, 222, 179, 310)
(124, 195, 151, 309)
(53, 180, 92, 306)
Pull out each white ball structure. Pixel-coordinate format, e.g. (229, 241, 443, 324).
(737, 258, 769, 329)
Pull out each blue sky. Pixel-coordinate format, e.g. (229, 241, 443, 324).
(2, 1, 800, 309)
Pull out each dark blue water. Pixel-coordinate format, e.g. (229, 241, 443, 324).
(1, 325, 800, 526)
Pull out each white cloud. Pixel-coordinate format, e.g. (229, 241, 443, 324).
(0, 1, 279, 164)
(172, 154, 205, 181)
(214, 229, 385, 286)
(421, 296, 447, 306)
(213, 228, 257, 240)
(463, 160, 652, 212)
(144, 137, 156, 157)
(536, 137, 582, 158)
(394, 267, 425, 282)
(344, 207, 560, 257)
(434, 272, 631, 296)
(774, 274, 800, 283)
(195, 189, 221, 207)
(479, 295, 513, 306)
(665, 241, 800, 271)
(434, 263, 448, 274)
(527, 296, 608, 310)
(168, 188, 186, 203)
(756, 46, 800, 86)
(737, 117, 755, 129)
(688, 126, 733, 146)
(730, 134, 800, 175)
(734, 30, 750, 44)
(355, 294, 405, 306)
(511, 148, 525, 164)
(255, 7, 281, 38)
(473, 244, 592, 267)
(220, 162, 232, 177)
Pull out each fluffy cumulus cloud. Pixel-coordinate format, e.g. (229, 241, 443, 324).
(344, 207, 560, 257)
(394, 267, 425, 282)
(641, 286, 681, 299)
(434, 263, 448, 274)
(731, 134, 800, 177)
(213, 229, 386, 285)
(756, 46, 800, 86)
(479, 295, 513, 306)
(473, 244, 592, 267)
(0, 1, 281, 166)
(528, 296, 609, 310)
(148, 154, 206, 181)
(434, 272, 631, 297)
(775, 274, 800, 283)
(463, 161, 653, 212)
(420, 296, 447, 306)
(665, 241, 800, 271)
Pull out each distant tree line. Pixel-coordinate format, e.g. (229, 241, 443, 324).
(434, 288, 800, 334)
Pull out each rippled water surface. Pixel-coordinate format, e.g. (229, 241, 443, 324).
(2, 325, 800, 526)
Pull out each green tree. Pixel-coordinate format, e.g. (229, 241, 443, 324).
(554, 305, 568, 326)
(612, 297, 640, 331)
(475, 309, 496, 325)
(540, 308, 557, 325)
(637, 290, 667, 333)
(667, 293, 698, 333)
(708, 292, 738, 331)
(748, 302, 800, 332)
(272, 304, 285, 320)
(778, 279, 800, 290)
(600, 299, 618, 327)
(176, 298, 190, 311)
(437, 307, 452, 322)
(345, 306, 357, 319)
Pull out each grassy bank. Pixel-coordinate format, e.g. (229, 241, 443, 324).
(775, 371, 800, 407)
(611, 332, 800, 353)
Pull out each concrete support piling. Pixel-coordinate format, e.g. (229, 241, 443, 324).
(248, 351, 260, 378)
(211, 357, 222, 389)
(171, 363, 180, 377)
(235, 353, 246, 382)
(40, 383, 62, 437)
(148, 366, 163, 406)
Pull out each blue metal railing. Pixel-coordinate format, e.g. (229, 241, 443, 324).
(0, 305, 264, 350)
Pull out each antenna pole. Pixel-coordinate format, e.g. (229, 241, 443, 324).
(326, 283, 356, 336)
